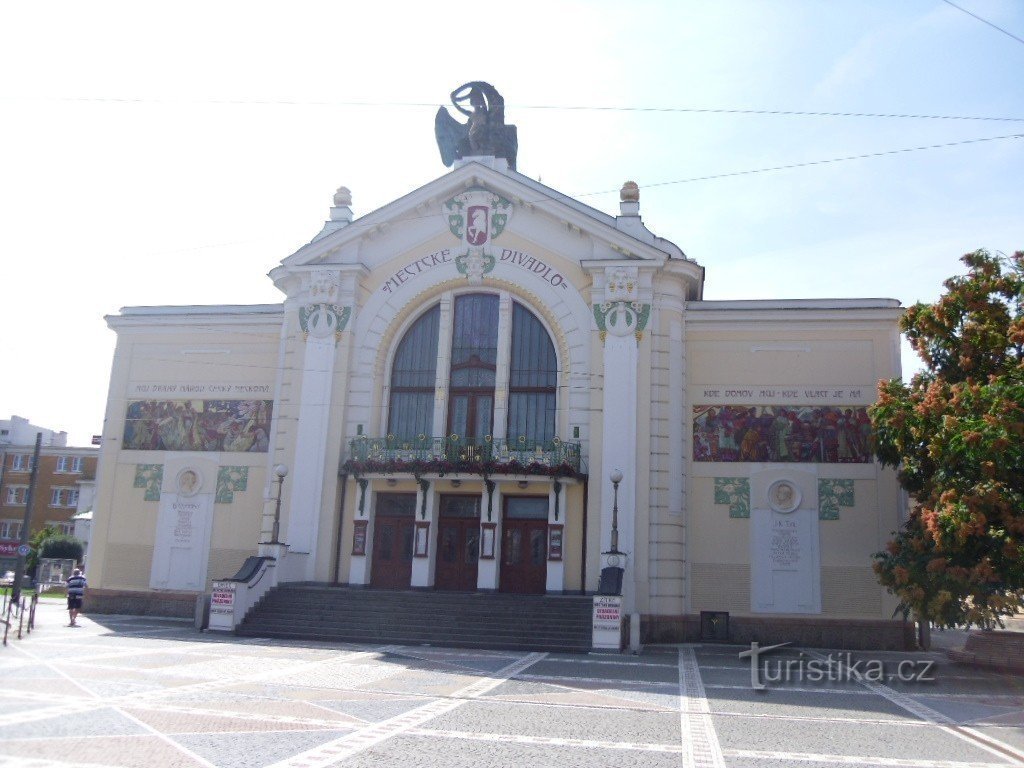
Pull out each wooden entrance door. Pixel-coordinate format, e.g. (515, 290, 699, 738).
(435, 495, 480, 591)
(370, 493, 416, 589)
(499, 496, 549, 594)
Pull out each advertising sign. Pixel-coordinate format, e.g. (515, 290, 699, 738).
(592, 595, 623, 650)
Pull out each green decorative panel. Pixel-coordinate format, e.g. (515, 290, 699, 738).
(818, 478, 854, 520)
(216, 466, 249, 503)
(714, 477, 750, 518)
(133, 464, 163, 502)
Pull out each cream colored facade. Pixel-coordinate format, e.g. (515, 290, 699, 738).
(89, 155, 907, 645)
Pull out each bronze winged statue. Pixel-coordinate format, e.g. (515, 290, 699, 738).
(435, 82, 518, 170)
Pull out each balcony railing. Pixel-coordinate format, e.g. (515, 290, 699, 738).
(342, 435, 584, 477)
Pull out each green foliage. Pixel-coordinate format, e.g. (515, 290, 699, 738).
(39, 535, 85, 563)
(25, 525, 58, 574)
(871, 250, 1024, 629)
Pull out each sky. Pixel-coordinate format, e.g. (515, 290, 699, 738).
(1, 0, 1021, 446)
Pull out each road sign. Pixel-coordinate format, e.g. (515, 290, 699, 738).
(16, 544, 30, 557)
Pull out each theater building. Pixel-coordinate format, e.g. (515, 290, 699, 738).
(87, 90, 909, 647)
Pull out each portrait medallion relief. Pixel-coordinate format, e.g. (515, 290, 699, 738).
(176, 467, 203, 497)
(767, 479, 801, 514)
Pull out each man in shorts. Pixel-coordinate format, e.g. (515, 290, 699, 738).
(66, 568, 87, 627)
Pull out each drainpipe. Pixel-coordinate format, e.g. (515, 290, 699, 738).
(332, 473, 349, 584)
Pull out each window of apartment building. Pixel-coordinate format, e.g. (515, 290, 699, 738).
(47, 520, 75, 536)
(50, 488, 79, 508)
(0, 520, 23, 540)
(4, 486, 28, 505)
(10, 454, 33, 472)
(56, 456, 83, 473)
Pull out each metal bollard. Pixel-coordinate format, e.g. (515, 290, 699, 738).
(27, 593, 37, 632)
(18, 598, 25, 639)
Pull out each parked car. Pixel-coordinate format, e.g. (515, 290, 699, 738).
(0, 571, 15, 587)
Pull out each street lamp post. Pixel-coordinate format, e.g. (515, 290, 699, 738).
(609, 468, 623, 554)
(270, 464, 288, 545)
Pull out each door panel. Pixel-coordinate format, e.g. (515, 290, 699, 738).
(499, 504, 548, 596)
(435, 519, 480, 591)
(434, 495, 481, 591)
(370, 494, 415, 589)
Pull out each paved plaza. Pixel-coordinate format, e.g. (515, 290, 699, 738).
(2, 600, 1024, 768)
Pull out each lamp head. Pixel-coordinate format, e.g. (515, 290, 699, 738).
(610, 469, 623, 485)
(274, 464, 289, 479)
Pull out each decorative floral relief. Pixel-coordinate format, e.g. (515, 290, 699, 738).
(714, 477, 750, 518)
(133, 464, 163, 502)
(593, 301, 651, 344)
(299, 304, 351, 343)
(215, 466, 249, 504)
(818, 478, 854, 520)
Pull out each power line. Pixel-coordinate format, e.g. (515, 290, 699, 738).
(940, 0, 1024, 47)
(578, 132, 1024, 195)
(3, 94, 1022, 123)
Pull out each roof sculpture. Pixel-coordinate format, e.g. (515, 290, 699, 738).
(435, 82, 518, 170)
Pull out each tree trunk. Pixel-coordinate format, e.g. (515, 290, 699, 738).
(917, 618, 931, 650)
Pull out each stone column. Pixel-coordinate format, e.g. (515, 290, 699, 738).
(545, 480, 565, 593)
(287, 271, 352, 571)
(348, 479, 375, 585)
(592, 266, 651, 614)
(410, 480, 438, 587)
(477, 481, 502, 591)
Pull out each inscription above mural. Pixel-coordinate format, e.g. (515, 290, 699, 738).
(694, 386, 873, 404)
(123, 400, 273, 453)
(693, 405, 872, 463)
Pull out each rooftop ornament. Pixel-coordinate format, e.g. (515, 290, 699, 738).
(435, 81, 518, 170)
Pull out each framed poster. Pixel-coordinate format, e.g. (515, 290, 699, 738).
(480, 522, 497, 559)
(414, 521, 431, 557)
(352, 519, 368, 556)
(548, 524, 564, 561)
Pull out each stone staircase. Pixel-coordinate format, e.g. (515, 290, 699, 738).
(235, 584, 595, 653)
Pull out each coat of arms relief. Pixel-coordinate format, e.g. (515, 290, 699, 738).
(444, 187, 513, 284)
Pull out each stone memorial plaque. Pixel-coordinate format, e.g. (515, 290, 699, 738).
(751, 507, 821, 614)
(150, 471, 214, 591)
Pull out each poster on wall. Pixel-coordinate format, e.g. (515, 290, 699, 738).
(123, 399, 273, 452)
(693, 405, 872, 463)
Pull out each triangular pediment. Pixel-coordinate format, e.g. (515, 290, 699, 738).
(280, 162, 694, 272)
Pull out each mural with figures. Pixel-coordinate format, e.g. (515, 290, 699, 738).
(123, 400, 273, 452)
(693, 405, 872, 463)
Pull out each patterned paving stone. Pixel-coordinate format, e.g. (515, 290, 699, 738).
(0, 734, 210, 768)
(338, 733, 685, 768)
(121, 706, 349, 735)
(422, 700, 682, 745)
(177, 729, 354, 768)
(0, 706, 148, 740)
(3, 601, 1023, 768)
(712, 714, 1004, 763)
(315, 698, 426, 723)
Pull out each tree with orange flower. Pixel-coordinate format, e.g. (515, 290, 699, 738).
(872, 249, 1024, 640)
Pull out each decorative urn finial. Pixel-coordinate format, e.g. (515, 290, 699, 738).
(333, 186, 352, 207)
(620, 181, 640, 203)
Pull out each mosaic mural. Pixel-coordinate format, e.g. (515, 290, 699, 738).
(693, 405, 873, 464)
(133, 464, 163, 501)
(123, 400, 273, 453)
(818, 478, 855, 520)
(216, 466, 249, 503)
(714, 477, 750, 518)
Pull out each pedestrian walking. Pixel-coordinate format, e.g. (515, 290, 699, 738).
(66, 568, 87, 627)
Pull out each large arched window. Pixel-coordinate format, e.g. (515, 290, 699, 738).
(386, 293, 557, 444)
(507, 302, 557, 444)
(387, 305, 440, 439)
(448, 294, 499, 441)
